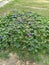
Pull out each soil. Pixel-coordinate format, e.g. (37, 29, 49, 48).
(0, 53, 43, 65)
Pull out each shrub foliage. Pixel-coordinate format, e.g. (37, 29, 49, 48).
(0, 12, 49, 60)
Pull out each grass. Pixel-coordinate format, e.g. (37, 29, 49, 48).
(15, 0, 49, 7)
(0, 0, 49, 18)
(0, 51, 9, 59)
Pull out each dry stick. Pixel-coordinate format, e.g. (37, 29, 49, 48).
(22, 60, 26, 65)
(20, 60, 26, 65)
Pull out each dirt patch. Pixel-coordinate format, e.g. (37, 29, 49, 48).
(0, 53, 43, 65)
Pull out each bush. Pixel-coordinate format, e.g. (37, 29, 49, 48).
(0, 12, 49, 60)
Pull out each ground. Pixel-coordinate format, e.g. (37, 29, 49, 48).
(0, 53, 43, 65)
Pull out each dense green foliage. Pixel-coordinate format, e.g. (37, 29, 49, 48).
(0, 12, 49, 60)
